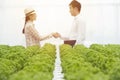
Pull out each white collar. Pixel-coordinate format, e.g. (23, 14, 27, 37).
(74, 13, 80, 20)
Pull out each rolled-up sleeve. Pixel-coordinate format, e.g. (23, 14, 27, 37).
(69, 18, 86, 44)
(76, 20, 86, 44)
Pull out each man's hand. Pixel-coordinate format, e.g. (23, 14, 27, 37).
(52, 32, 61, 38)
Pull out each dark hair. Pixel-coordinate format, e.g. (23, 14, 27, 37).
(22, 16, 30, 34)
(69, 0, 81, 12)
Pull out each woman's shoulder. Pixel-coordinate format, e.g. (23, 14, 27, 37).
(26, 21, 33, 27)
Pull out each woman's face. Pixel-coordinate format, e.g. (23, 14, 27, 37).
(32, 13, 37, 20)
(30, 13, 37, 21)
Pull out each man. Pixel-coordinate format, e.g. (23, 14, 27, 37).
(53, 0, 86, 44)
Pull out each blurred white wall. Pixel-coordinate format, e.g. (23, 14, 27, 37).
(0, 0, 120, 46)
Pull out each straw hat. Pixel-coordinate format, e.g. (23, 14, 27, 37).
(24, 8, 35, 16)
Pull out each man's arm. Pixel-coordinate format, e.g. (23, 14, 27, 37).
(60, 36, 69, 40)
(76, 20, 86, 44)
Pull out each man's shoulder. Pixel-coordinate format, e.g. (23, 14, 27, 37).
(76, 17, 85, 24)
(75, 15, 85, 22)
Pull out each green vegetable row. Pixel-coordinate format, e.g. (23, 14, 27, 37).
(0, 43, 56, 80)
(60, 44, 120, 80)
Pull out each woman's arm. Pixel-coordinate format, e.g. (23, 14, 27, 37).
(40, 33, 53, 41)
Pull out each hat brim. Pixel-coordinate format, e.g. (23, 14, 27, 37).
(26, 10, 35, 16)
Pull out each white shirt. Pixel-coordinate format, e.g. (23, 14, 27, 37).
(69, 14, 86, 44)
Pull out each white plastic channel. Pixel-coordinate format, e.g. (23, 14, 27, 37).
(52, 44, 64, 80)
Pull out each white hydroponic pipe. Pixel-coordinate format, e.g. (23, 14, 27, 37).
(52, 44, 64, 80)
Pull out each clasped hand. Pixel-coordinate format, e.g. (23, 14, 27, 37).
(52, 32, 61, 38)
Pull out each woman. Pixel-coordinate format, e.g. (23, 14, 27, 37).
(22, 8, 53, 47)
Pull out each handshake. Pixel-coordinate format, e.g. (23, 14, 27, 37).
(52, 32, 61, 38)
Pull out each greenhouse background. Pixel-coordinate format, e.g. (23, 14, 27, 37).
(0, 0, 120, 46)
(0, 0, 120, 80)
